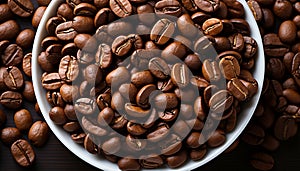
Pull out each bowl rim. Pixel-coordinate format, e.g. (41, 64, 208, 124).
(32, 0, 265, 170)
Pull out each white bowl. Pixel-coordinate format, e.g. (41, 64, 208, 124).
(32, 1, 265, 170)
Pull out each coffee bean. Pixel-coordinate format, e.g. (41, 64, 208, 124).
(57, 3, 74, 21)
(56, 21, 78, 41)
(46, 16, 65, 36)
(0, 4, 13, 23)
(241, 124, 265, 146)
(155, 0, 182, 17)
(102, 137, 121, 154)
(82, 116, 107, 136)
(2, 44, 23, 66)
(274, 115, 298, 141)
(139, 155, 164, 169)
(207, 129, 226, 147)
(0, 91, 22, 109)
(202, 59, 221, 82)
(42, 72, 64, 91)
(73, 16, 95, 33)
(154, 93, 178, 110)
(118, 157, 141, 171)
(8, 0, 34, 17)
(203, 18, 223, 36)
(11, 139, 35, 167)
(250, 152, 274, 171)
(3, 66, 24, 91)
(59, 55, 79, 82)
(136, 84, 156, 108)
(74, 2, 97, 16)
(28, 121, 49, 147)
(161, 42, 187, 63)
(279, 20, 297, 45)
(247, 0, 263, 22)
(97, 107, 114, 127)
(148, 57, 170, 80)
(75, 98, 97, 115)
(1, 127, 22, 145)
(194, 0, 220, 13)
(83, 134, 99, 154)
(125, 134, 146, 151)
(0, 20, 20, 40)
(228, 33, 244, 52)
(219, 56, 240, 80)
(14, 109, 33, 132)
(273, 0, 292, 20)
(32, 6, 46, 28)
(227, 78, 249, 101)
(150, 18, 175, 45)
(209, 90, 233, 113)
(109, 0, 132, 18)
(147, 123, 169, 142)
(131, 70, 154, 88)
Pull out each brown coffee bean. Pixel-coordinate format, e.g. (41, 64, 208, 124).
(3, 66, 24, 91)
(74, 3, 97, 16)
(22, 53, 32, 77)
(283, 88, 300, 104)
(60, 84, 79, 103)
(81, 116, 107, 137)
(171, 63, 190, 88)
(0, 91, 22, 109)
(46, 16, 65, 35)
(49, 106, 68, 125)
(97, 107, 114, 127)
(11, 139, 35, 167)
(202, 18, 223, 36)
(154, 93, 178, 110)
(247, 0, 263, 22)
(22, 81, 35, 102)
(32, 6, 46, 28)
(227, 78, 249, 101)
(125, 134, 146, 151)
(194, 0, 220, 13)
(266, 58, 285, 80)
(73, 16, 94, 33)
(41, 72, 64, 91)
(0, 20, 20, 40)
(278, 20, 297, 44)
(260, 134, 280, 152)
(2, 44, 23, 66)
(94, 8, 115, 28)
(8, 0, 34, 17)
(190, 145, 207, 161)
(202, 59, 221, 82)
(56, 21, 78, 41)
(83, 134, 99, 154)
(184, 54, 202, 71)
(150, 18, 175, 45)
(63, 122, 81, 133)
(84, 64, 103, 85)
(59, 55, 79, 82)
(16, 29, 35, 49)
(139, 154, 163, 169)
(111, 35, 133, 56)
(148, 57, 170, 80)
(102, 137, 121, 154)
(0, 110, 6, 127)
(118, 157, 141, 171)
(155, 0, 182, 17)
(64, 104, 77, 121)
(106, 67, 130, 87)
(131, 70, 154, 88)
(1, 127, 22, 145)
(28, 121, 49, 147)
(110, 0, 132, 18)
(219, 56, 240, 80)
(209, 90, 233, 113)
(57, 3, 74, 21)
(0, 4, 13, 23)
(147, 123, 169, 142)
(14, 109, 32, 132)
(241, 124, 265, 146)
(274, 115, 298, 141)
(162, 42, 187, 63)
(207, 129, 226, 147)
(166, 150, 187, 168)
(250, 152, 274, 171)
(136, 84, 156, 108)
(75, 98, 97, 115)
(273, 0, 292, 20)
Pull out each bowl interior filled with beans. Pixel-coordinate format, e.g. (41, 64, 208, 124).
(32, 0, 265, 170)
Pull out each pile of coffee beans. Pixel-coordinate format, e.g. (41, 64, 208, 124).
(0, 0, 50, 167)
(237, 0, 300, 170)
(37, 0, 260, 170)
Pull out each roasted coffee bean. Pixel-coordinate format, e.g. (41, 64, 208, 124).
(111, 35, 133, 56)
(147, 123, 169, 142)
(3, 66, 24, 91)
(2, 44, 23, 66)
(166, 150, 187, 169)
(159, 134, 182, 155)
(202, 59, 221, 82)
(139, 155, 163, 169)
(274, 115, 298, 141)
(247, 0, 263, 22)
(190, 145, 207, 161)
(155, 0, 182, 17)
(75, 98, 97, 115)
(184, 54, 202, 71)
(28, 121, 49, 147)
(42, 72, 64, 90)
(56, 21, 78, 41)
(73, 16, 94, 33)
(84, 64, 103, 85)
(57, 3, 74, 21)
(97, 107, 114, 127)
(71, 133, 86, 144)
(228, 33, 244, 52)
(207, 129, 226, 147)
(202, 18, 223, 36)
(283, 88, 300, 104)
(278, 20, 297, 44)
(263, 33, 289, 57)
(111, 92, 125, 112)
(11, 139, 35, 167)
(74, 2, 97, 16)
(131, 70, 154, 88)
(137, 4, 155, 26)
(62, 43, 78, 56)
(22, 53, 32, 77)
(161, 42, 187, 63)
(227, 78, 249, 101)
(150, 18, 175, 45)
(106, 67, 130, 87)
(127, 122, 147, 135)
(0, 20, 20, 40)
(154, 93, 178, 110)
(16, 29, 35, 49)
(136, 84, 156, 108)
(273, 0, 292, 20)
(118, 157, 141, 171)
(171, 63, 190, 88)
(102, 137, 121, 154)
(126, 134, 146, 151)
(63, 121, 81, 133)
(1, 127, 22, 145)
(64, 104, 77, 121)
(260, 134, 280, 152)
(243, 36, 258, 59)
(59, 55, 79, 82)
(32, 6, 46, 28)
(110, 0, 132, 18)
(209, 90, 233, 113)
(46, 16, 65, 35)
(83, 134, 99, 154)
(94, 8, 115, 28)
(125, 103, 151, 118)
(46, 91, 65, 107)
(74, 34, 97, 52)
(82, 116, 107, 136)
(14, 109, 32, 132)
(8, 0, 34, 17)
(60, 84, 79, 103)
(214, 37, 231, 52)
(241, 124, 265, 146)
(0, 91, 22, 109)
(250, 152, 274, 171)
(148, 57, 170, 80)
(49, 106, 68, 125)
(45, 44, 62, 64)
(0, 4, 13, 23)
(194, 0, 220, 13)
(219, 56, 240, 80)
(266, 58, 285, 80)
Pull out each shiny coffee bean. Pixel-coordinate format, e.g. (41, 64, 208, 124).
(8, 0, 34, 17)
(11, 139, 35, 167)
(28, 121, 49, 147)
(14, 109, 33, 132)
(150, 18, 175, 45)
(1, 127, 22, 145)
